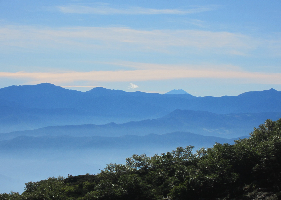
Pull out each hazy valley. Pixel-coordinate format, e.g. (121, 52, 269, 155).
(0, 83, 281, 193)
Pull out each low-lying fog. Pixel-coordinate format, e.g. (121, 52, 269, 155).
(0, 146, 181, 194)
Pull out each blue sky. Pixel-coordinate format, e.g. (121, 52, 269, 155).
(0, 0, 280, 96)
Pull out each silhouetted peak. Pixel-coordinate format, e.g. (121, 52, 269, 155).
(268, 88, 277, 92)
(87, 87, 126, 96)
(165, 89, 189, 95)
(30, 83, 71, 93)
(0, 83, 65, 93)
(87, 87, 107, 92)
(238, 88, 279, 98)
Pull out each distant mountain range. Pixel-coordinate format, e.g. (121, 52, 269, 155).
(0, 83, 281, 133)
(1, 83, 280, 194)
(0, 131, 236, 150)
(1, 109, 280, 141)
(0, 83, 280, 151)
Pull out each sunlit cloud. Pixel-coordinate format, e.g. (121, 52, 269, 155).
(1, 65, 281, 85)
(57, 5, 215, 15)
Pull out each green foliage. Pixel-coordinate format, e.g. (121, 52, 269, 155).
(0, 192, 21, 200)
(21, 177, 67, 200)
(1, 119, 281, 199)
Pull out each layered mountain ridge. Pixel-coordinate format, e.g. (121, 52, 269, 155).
(1, 83, 281, 194)
(0, 83, 281, 133)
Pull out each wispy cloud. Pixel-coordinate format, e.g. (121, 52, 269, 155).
(105, 61, 242, 71)
(0, 25, 259, 55)
(57, 5, 214, 15)
(167, 18, 208, 28)
(1, 66, 281, 85)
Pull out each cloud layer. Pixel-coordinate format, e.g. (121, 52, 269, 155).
(1, 65, 281, 85)
(57, 5, 214, 15)
(0, 25, 261, 56)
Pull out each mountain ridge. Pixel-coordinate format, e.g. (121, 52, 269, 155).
(0, 83, 281, 133)
(1, 109, 280, 140)
(0, 131, 236, 150)
(165, 89, 190, 95)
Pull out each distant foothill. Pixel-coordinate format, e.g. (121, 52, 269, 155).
(165, 89, 189, 95)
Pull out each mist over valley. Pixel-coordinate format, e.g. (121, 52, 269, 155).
(0, 83, 280, 193)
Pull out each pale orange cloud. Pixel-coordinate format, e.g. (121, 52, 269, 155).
(0, 68, 281, 85)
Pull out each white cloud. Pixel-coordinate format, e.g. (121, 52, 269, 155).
(0, 25, 259, 55)
(57, 5, 214, 15)
(129, 83, 139, 89)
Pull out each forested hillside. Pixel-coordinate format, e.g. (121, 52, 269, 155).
(1, 119, 281, 199)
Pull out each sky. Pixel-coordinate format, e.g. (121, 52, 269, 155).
(0, 0, 281, 96)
